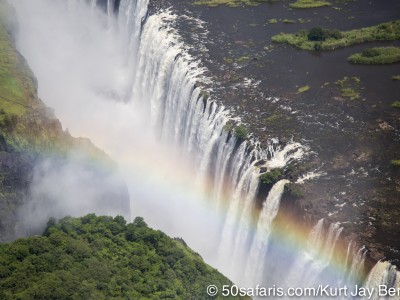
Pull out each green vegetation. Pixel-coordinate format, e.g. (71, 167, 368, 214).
(192, 0, 330, 8)
(307, 27, 342, 41)
(199, 90, 210, 100)
(234, 124, 248, 140)
(264, 114, 292, 127)
(334, 76, 362, 100)
(0, 16, 112, 160)
(391, 75, 400, 81)
(284, 183, 305, 198)
(390, 160, 400, 167)
(223, 122, 248, 140)
(260, 168, 283, 185)
(340, 88, 360, 100)
(282, 19, 296, 24)
(0, 215, 238, 299)
(348, 47, 400, 64)
(297, 85, 311, 93)
(223, 56, 251, 64)
(0, 25, 31, 117)
(391, 101, 400, 108)
(193, 0, 268, 7)
(290, 0, 330, 9)
(298, 18, 311, 24)
(267, 19, 296, 25)
(264, 114, 281, 125)
(272, 20, 400, 51)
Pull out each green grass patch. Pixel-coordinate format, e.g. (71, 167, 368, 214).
(283, 19, 296, 24)
(340, 87, 360, 100)
(348, 47, 400, 64)
(267, 18, 279, 24)
(0, 26, 29, 116)
(390, 160, 400, 167)
(391, 101, 400, 108)
(272, 20, 400, 51)
(297, 85, 311, 93)
(290, 0, 330, 9)
(334, 76, 361, 100)
(298, 18, 311, 24)
(391, 75, 400, 81)
(193, 0, 270, 7)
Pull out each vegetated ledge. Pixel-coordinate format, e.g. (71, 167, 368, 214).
(347, 46, 400, 64)
(192, 0, 329, 8)
(0, 214, 246, 299)
(192, 0, 270, 7)
(271, 20, 400, 51)
(289, 0, 330, 9)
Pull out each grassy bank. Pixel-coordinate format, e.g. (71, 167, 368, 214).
(193, 0, 329, 8)
(0, 23, 32, 117)
(289, 0, 330, 9)
(193, 0, 269, 7)
(272, 20, 400, 51)
(348, 47, 400, 64)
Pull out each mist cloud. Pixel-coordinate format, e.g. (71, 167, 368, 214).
(12, 0, 222, 265)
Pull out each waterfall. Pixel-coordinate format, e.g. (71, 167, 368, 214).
(347, 246, 367, 284)
(15, 0, 398, 294)
(365, 261, 400, 300)
(123, 3, 313, 280)
(245, 179, 290, 285)
(285, 219, 345, 287)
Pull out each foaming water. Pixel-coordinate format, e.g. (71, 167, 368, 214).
(365, 261, 400, 300)
(11, 0, 399, 295)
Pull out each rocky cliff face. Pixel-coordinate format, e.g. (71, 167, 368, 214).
(0, 0, 130, 241)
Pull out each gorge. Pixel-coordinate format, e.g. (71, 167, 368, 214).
(4, 0, 400, 298)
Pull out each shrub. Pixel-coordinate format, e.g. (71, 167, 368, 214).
(391, 101, 400, 108)
(328, 29, 343, 39)
(234, 124, 248, 140)
(307, 27, 327, 41)
(362, 48, 381, 57)
(260, 169, 283, 185)
(271, 20, 400, 51)
(348, 47, 400, 64)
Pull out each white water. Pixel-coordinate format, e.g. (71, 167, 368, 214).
(10, 0, 399, 295)
(245, 179, 290, 285)
(285, 219, 344, 288)
(365, 261, 400, 300)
